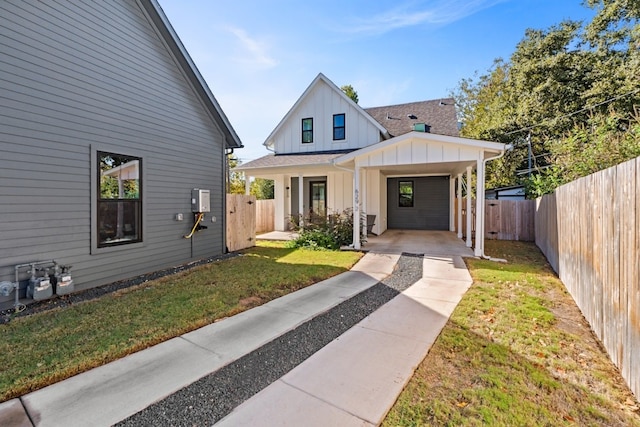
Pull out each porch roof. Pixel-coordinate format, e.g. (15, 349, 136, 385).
(236, 150, 355, 172)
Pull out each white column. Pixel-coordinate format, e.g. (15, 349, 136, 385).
(362, 169, 367, 237)
(298, 173, 304, 229)
(466, 166, 472, 248)
(474, 154, 484, 257)
(273, 175, 286, 231)
(245, 174, 251, 195)
(353, 167, 361, 249)
(449, 176, 455, 231)
(457, 173, 463, 239)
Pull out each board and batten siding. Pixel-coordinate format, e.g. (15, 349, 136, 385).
(272, 80, 381, 154)
(0, 0, 227, 306)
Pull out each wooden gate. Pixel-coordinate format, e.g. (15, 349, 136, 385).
(226, 194, 256, 252)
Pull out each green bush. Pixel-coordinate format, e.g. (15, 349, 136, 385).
(288, 208, 366, 250)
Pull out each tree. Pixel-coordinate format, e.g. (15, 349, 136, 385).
(250, 178, 274, 199)
(452, 3, 640, 195)
(227, 155, 245, 194)
(341, 84, 359, 104)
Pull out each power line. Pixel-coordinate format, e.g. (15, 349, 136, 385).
(504, 88, 640, 136)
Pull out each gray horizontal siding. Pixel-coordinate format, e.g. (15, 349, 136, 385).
(387, 177, 450, 230)
(0, 0, 229, 307)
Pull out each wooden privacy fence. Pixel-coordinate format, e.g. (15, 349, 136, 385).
(256, 199, 275, 234)
(454, 199, 535, 241)
(535, 156, 640, 400)
(226, 194, 256, 252)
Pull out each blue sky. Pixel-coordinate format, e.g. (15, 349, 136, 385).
(156, 0, 596, 162)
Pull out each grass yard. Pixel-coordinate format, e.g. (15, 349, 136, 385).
(384, 240, 640, 426)
(0, 241, 362, 402)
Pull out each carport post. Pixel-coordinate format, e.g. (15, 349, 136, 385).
(457, 173, 462, 239)
(474, 154, 484, 257)
(466, 166, 472, 248)
(449, 176, 455, 232)
(353, 166, 361, 249)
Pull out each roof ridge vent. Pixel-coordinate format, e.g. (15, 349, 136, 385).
(413, 123, 431, 133)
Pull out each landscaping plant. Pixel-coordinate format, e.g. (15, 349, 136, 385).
(288, 208, 366, 250)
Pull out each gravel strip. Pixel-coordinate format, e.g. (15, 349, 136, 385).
(118, 253, 424, 427)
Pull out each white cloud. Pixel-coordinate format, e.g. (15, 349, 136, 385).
(342, 0, 508, 36)
(225, 26, 278, 69)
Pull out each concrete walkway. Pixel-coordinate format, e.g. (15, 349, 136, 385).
(0, 232, 473, 427)
(215, 255, 472, 426)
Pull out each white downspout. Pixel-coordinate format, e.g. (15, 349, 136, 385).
(457, 173, 463, 239)
(479, 145, 511, 262)
(466, 166, 472, 248)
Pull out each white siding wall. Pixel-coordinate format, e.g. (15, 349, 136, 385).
(272, 80, 381, 154)
(0, 0, 227, 305)
(358, 139, 480, 167)
(327, 171, 353, 213)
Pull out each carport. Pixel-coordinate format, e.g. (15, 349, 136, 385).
(332, 131, 506, 257)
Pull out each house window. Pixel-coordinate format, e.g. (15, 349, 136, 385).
(333, 113, 345, 140)
(310, 181, 327, 217)
(302, 118, 313, 143)
(97, 151, 142, 247)
(399, 181, 414, 207)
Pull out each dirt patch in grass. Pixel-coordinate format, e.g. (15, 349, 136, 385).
(384, 240, 639, 426)
(239, 296, 263, 308)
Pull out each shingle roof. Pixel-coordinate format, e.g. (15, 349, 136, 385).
(236, 150, 356, 170)
(364, 98, 459, 138)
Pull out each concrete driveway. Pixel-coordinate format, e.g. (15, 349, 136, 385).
(258, 229, 474, 258)
(363, 229, 474, 257)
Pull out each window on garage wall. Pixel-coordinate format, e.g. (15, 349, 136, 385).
(398, 180, 414, 207)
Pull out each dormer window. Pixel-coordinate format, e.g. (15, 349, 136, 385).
(302, 118, 313, 143)
(333, 113, 345, 140)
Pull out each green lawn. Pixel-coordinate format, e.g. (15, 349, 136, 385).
(0, 241, 362, 402)
(383, 240, 640, 426)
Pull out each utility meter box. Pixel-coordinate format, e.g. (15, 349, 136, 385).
(191, 189, 211, 213)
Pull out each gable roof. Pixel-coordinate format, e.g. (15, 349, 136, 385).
(334, 131, 504, 165)
(263, 73, 389, 148)
(365, 99, 459, 138)
(140, 0, 242, 149)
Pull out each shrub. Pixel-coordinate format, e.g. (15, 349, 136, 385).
(287, 209, 366, 250)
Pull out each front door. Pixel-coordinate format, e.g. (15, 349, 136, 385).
(310, 181, 327, 218)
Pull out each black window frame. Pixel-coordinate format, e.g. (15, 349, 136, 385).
(309, 180, 327, 217)
(97, 151, 142, 248)
(333, 113, 345, 140)
(398, 180, 414, 208)
(302, 117, 314, 143)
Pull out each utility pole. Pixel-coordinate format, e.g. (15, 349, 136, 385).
(527, 132, 532, 178)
